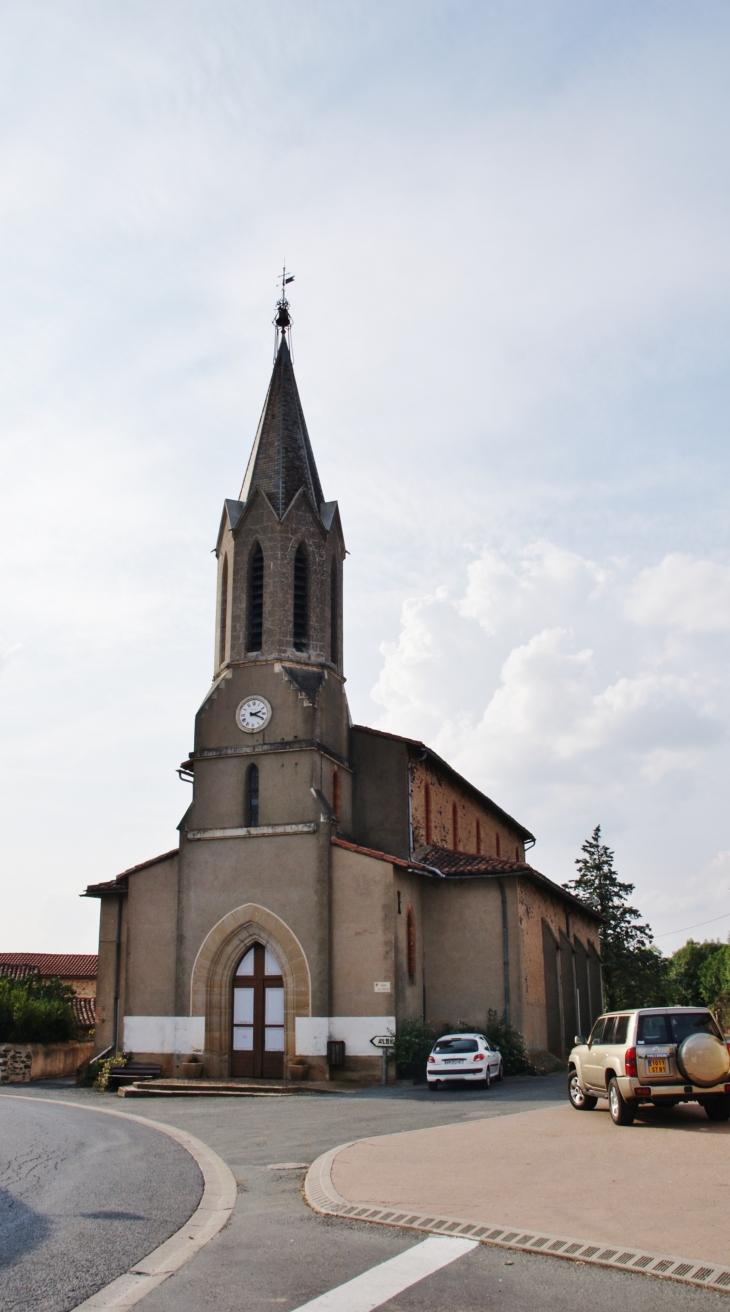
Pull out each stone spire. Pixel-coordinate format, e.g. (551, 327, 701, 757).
(239, 334, 325, 520)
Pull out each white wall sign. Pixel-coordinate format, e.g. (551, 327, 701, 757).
(374, 981, 391, 992)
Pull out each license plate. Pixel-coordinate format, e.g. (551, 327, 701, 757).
(444, 1059, 465, 1065)
(647, 1058, 667, 1074)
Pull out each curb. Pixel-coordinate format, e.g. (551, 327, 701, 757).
(304, 1138, 730, 1295)
(2, 1094, 236, 1311)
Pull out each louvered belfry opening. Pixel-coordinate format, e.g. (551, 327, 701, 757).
(218, 555, 228, 667)
(293, 547, 308, 651)
(247, 544, 264, 652)
(330, 556, 339, 665)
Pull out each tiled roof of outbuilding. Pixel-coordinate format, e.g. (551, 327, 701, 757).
(73, 996, 96, 1029)
(0, 953, 98, 978)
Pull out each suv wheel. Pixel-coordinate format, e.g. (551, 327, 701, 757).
(608, 1077, 636, 1126)
(568, 1071, 597, 1111)
(704, 1095, 730, 1122)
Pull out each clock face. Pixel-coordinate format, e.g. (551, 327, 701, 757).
(236, 696, 272, 733)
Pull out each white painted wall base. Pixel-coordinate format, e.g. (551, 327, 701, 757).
(123, 1016, 205, 1054)
(295, 1016, 396, 1057)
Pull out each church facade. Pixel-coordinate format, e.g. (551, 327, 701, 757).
(86, 307, 601, 1080)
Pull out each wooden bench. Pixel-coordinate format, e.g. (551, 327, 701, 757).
(108, 1061, 162, 1089)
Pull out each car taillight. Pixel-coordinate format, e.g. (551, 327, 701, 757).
(474, 1053, 485, 1061)
(428, 1056, 435, 1063)
(625, 1047, 637, 1077)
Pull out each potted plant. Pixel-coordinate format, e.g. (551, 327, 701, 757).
(180, 1053, 204, 1079)
(286, 1055, 309, 1081)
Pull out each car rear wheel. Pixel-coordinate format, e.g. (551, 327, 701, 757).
(494, 1061, 503, 1082)
(568, 1071, 597, 1110)
(429, 1080, 442, 1091)
(704, 1095, 730, 1121)
(608, 1077, 636, 1126)
(484, 1069, 491, 1089)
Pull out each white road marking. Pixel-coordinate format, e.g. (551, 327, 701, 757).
(290, 1236, 478, 1312)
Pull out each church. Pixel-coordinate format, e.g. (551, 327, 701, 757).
(86, 295, 602, 1081)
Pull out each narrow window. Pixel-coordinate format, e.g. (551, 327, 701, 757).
(332, 767, 341, 821)
(247, 544, 264, 652)
(452, 800, 459, 850)
(406, 907, 416, 979)
(475, 819, 482, 855)
(330, 557, 339, 665)
(424, 782, 432, 845)
(218, 556, 229, 667)
(397, 891, 402, 914)
(293, 547, 308, 651)
(246, 764, 259, 827)
(495, 831, 501, 858)
(515, 845, 519, 862)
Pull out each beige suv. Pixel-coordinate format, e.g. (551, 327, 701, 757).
(568, 1007, 730, 1126)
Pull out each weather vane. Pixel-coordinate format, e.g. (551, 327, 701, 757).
(273, 264, 295, 356)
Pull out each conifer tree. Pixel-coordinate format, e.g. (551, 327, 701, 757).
(564, 825, 666, 1009)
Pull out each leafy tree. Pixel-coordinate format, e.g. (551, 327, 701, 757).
(564, 825, 667, 1009)
(0, 974, 76, 1045)
(665, 939, 725, 1007)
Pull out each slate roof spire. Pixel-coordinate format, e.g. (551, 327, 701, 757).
(239, 318, 325, 521)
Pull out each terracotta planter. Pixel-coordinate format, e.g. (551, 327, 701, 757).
(181, 1062, 203, 1079)
(287, 1063, 309, 1081)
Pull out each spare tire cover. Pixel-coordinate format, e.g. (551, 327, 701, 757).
(677, 1032, 730, 1087)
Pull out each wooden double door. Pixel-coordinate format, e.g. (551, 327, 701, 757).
(231, 942, 285, 1078)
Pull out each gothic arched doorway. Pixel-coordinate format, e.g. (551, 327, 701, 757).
(232, 942, 285, 1078)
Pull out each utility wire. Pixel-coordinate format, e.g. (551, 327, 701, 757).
(654, 910, 730, 939)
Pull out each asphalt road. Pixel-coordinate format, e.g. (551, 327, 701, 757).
(0, 1093, 203, 1312)
(2, 1076, 726, 1311)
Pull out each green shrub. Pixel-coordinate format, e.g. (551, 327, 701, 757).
(0, 975, 76, 1045)
(390, 1018, 437, 1083)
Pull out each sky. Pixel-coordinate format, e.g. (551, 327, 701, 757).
(2, 1, 730, 956)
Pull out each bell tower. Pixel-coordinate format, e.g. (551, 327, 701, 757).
(184, 284, 349, 838)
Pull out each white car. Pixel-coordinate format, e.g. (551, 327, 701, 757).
(427, 1032, 502, 1089)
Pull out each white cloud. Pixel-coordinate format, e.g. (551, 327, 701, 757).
(626, 554, 730, 633)
(372, 542, 730, 936)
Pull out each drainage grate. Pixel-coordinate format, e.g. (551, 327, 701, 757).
(694, 1267, 714, 1282)
(615, 1253, 636, 1265)
(633, 1256, 653, 1269)
(598, 1250, 618, 1262)
(715, 1273, 730, 1287)
(672, 1264, 693, 1278)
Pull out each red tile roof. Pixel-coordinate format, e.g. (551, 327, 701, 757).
(415, 845, 600, 918)
(0, 953, 98, 978)
(415, 845, 532, 875)
(83, 849, 178, 897)
(73, 996, 96, 1029)
(331, 835, 423, 870)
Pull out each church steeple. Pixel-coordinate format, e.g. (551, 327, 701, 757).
(213, 291, 345, 678)
(239, 334, 325, 520)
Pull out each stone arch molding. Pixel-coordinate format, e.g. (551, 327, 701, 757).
(190, 903, 311, 1078)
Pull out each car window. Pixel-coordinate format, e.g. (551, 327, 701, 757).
(668, 1012, 723, 1044)
(433, 1038, 479, 1053)
(637, 1014, 668, 1045)
(614, 1015, 629, 1045)
(588, 1017, 607, 1045)
(602, 1016, 617, 1044)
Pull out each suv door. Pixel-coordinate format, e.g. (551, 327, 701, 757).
(583, 1016, 610, 1090)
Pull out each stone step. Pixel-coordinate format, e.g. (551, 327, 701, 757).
(117, 1078, 351, 1097)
